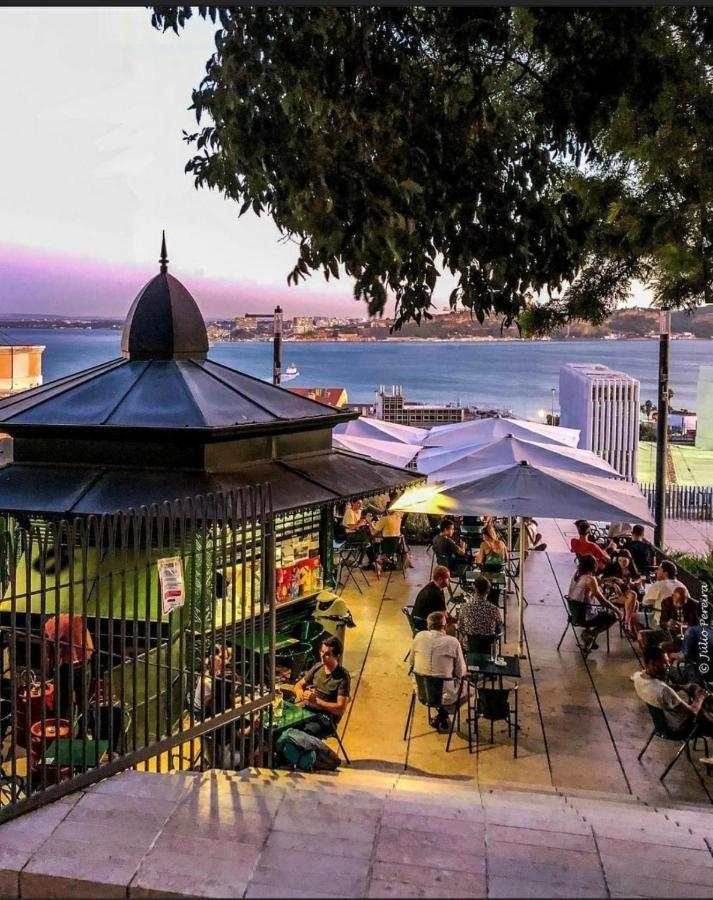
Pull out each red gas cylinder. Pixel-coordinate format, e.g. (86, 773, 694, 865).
(30, 718, 71, 785)
(15, 678, 55, 747)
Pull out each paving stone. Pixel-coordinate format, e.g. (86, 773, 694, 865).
(248, 864, 368, 896)
(375, 827, 485, 874)
(487, 875, 605, 898)
(264, 828, 374, 859)
(486, 823, 596, 852)
(371, 860, 486, 895)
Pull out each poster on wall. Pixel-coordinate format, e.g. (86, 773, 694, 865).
(158, 556, 185, 615)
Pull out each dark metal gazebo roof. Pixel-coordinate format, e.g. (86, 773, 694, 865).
(0, 357, 352, 438)
(0, 236, 353, 440)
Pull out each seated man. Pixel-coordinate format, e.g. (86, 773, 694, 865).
(624, 524, 655, 574)
(633, 644, 713, 737)
(412, 565, 450, 623)
(638, 559, 686, 628)
(570, 520, 616, 572)
(432, 517, 469, 573)
(342, 498, 366, 531)
(408, 610, 468, 733)
(659, 586, 700, 649)
(294, 635, 351, 738)
(459, 575, 502, 643)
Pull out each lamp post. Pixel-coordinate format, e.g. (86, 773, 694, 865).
(272, 306, 283, 386)
(654, 309, 671, 549)
(244, 306, 283, 385)
(550, 388, 556, 423)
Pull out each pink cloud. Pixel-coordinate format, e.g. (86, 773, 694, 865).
(0, 243, 368, 320)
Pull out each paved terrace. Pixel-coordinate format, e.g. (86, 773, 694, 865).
(336, 518, 712, 805)
(2, 519, 713, 899)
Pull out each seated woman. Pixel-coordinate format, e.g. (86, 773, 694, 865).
(568, 555, 622, 654)
(475, 523, 508, 572)
(600, 549, 644, 637)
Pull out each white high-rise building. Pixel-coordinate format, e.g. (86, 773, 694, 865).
(695, 366, 713, 450)
(559, 363, 640, 480)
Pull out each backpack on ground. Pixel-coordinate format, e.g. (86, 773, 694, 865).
(275, 729, 316, 772)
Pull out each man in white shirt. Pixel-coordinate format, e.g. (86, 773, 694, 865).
(638, 560, 685, 627)
(633, 645, 712, 735)
(408, 610, 468, 733)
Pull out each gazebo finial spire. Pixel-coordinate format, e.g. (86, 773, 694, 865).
(159, 230, 168, 274)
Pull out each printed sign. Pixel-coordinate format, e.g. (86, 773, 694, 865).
(157, 556, 185, 615)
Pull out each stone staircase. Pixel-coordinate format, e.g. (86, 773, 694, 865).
(2, 766, 713, 898)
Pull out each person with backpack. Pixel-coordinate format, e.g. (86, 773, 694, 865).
(293, 634, 351, 739)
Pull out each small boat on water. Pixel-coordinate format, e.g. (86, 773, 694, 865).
(282, 363, 299, 381)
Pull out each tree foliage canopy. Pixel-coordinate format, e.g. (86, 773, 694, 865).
(150, 6, 710, 331)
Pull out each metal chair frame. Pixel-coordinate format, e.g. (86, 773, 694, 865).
(470, 683, 519, 758)
(557, 595, 610, 655)
(378, 536, 407, 593)
(334, 539, 371, 595)
(403, 672, 465, 754)
(401, 606, 427, 662)
(637, 703, 706, 782)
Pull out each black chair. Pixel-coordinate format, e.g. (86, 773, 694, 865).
(322, 715, 351, 766)
(556, 595, 610, 655)
(637, 703, 704, 782)
(275, 641, 311, 684)
(401, 606, 427, 661)
(435, 553, 466, 608)
(379, 536, 407, 591)
(88, 702, 132, 755)
(473, 684, 519, 757)
(403, 672, 464, 752)
(466, 633, 497, 656)
(334, 536, 371, 594)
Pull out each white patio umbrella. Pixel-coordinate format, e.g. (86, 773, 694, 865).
(392, 460, 653, 655)
(425, 416, 580, 450)
(417, 433, 618, 479)
(332, 433, 422, 468)
(334, 416, 427, 445)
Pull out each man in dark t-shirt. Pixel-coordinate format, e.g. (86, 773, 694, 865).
(432, 518, 469, 572)
(412, 566, 450, 622)
(624, 525, 655, 574)
(294, 634, 351, 737)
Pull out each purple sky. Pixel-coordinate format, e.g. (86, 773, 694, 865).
(0, 242, 364, 320)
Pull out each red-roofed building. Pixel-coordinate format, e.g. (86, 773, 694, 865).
(288, 387, 348, 408)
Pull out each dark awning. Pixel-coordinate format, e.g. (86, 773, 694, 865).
(0, 451, 422, 518)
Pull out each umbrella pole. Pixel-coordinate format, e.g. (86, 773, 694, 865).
(506, 517, 513, 594)
(518, 516, 526, 658)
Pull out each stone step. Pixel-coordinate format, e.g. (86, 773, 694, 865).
(4, 766, 713, 899)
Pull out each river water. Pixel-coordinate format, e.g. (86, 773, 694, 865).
(4, 329, 710, 421)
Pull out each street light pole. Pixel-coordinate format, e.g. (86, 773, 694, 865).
(654, 309, 671, 549)
(550, 388, 556, 423)
(272, 305, 283, 386)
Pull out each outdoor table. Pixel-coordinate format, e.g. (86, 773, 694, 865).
(270, 699, 320, 738)
(42, 737, 110, 769)
(466, 652, 521, 688)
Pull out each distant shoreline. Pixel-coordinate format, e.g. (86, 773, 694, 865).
(0, 325, 710, 345)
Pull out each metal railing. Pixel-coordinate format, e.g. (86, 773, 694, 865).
(640, 483, 713, 521)
(0, 486, 275, 823)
